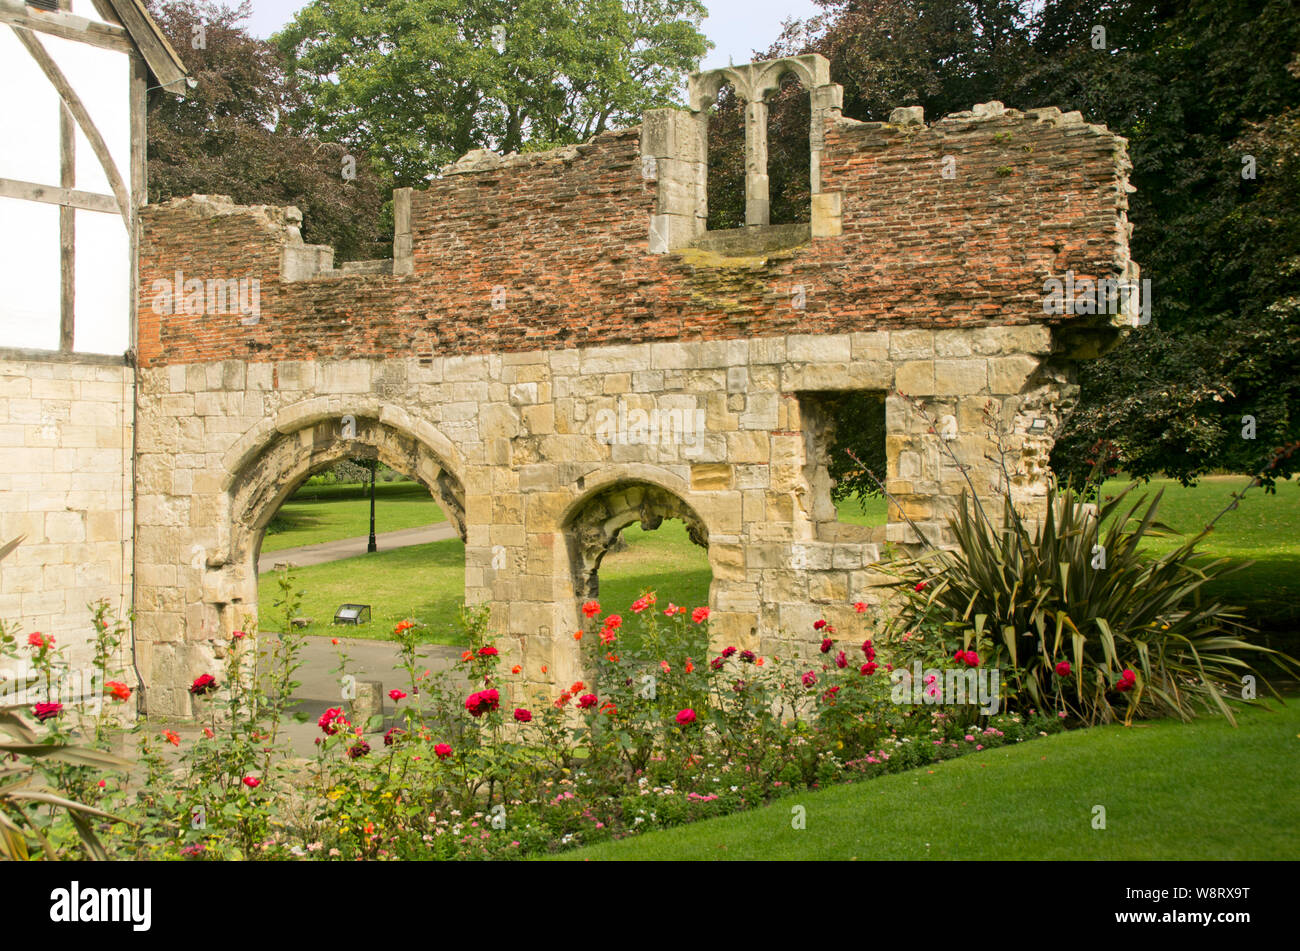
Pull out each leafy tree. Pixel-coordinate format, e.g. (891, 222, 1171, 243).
(147, 0, 391, 260)
(1045, 0, 1300, 485)
(746, 0, 1299, 485)
(274, 0, 710, 185)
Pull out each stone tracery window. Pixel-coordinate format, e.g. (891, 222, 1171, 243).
(642, 53, 843, 253)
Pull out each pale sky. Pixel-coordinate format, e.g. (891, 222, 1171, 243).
(242, 0, 823, 71)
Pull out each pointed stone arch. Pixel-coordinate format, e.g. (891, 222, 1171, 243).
(190, 408, 468, 667)
(562, 478, 710, 602)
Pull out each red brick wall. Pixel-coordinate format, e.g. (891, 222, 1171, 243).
(137, 111, 1130, 368)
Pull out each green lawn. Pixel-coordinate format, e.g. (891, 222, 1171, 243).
(553, 697, 1300, 860)
(261, 480, 446, 553)
(260, 538, 469, 643)
(1098, 475, 1300, 648)
(256, 517, 713, 646)
(255, 475, 1298, 650)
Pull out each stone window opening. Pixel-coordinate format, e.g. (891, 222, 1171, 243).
(796, 390, 888, 543)
(641, 53, 843, 255)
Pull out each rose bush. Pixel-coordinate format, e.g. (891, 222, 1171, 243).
(2, 567, 1069, 860)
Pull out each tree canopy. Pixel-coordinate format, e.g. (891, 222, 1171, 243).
(146, 0, 391, 260)
(274, 0, 710, 185)
(748, 0, 1299, 486)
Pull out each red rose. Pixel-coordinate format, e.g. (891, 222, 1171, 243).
(862, 640, 876, 661)
(434, 743, 453, 759)
(710, 656, 725, 670)
(189, 673, 217, 696)
(389, 689, 407, 701)
(814, 619, 828, 631)
(675, 708, 697, 726)
(691, 607, 709, 624)
(914, 581, 928, 592)
(347, 740, 370, 759)
(318, 707, 347, 735)
(513, 708, 532, 723)
(860, 661, 879, 676)
(242, 776, 261, 789)
(740, 650, 756, 663)
(631, 597, 649, 614)
(1055, 661, 1071, 678)
(835, 650, 848, 669)
(577, 693, 598, 710)
(464, 689, 500, 717)
(384, 727, 405, 746)
(106, 681, 131, 702)
(33, 702, 62, 722)
(582, 601, 601, 618)
(801, 671, 817, 688)
(721, 646, 737, 658)
(27, 632, 52, 650)
(819, 637, 833, 653)
(603, 614, 623, 630)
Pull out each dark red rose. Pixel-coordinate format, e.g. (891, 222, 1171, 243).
(189, 674, 217, 696)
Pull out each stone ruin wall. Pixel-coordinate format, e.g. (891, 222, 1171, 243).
(132, 60, 1135, 717)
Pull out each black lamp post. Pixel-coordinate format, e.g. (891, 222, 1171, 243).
(367, 463, 377, 553)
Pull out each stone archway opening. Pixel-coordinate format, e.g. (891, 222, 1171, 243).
(225, 414, 467, 639)
(565, 480, 708, 601)
(563, 478, 713, 663)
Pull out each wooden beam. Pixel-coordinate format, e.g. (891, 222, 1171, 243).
(129, 51, 146, 354)
(0, 4, 131, 53)
(59, 97, 75, 352)
(0, 177, 119, 214)
(103, 0, 188, 91)
(11, 26, 131, 230)
(88, 0, 122, 26)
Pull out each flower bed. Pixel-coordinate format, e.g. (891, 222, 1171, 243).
(1, 582, 1067, 860)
